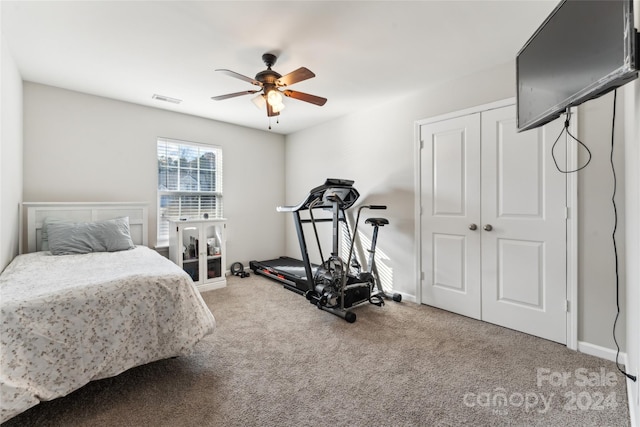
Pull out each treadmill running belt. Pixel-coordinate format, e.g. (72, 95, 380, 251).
(249, 257, 319, 293)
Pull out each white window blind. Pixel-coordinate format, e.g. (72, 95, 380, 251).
(157, 138, 223, 246)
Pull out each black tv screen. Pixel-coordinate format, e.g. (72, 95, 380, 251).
(517, 0, 637, 132)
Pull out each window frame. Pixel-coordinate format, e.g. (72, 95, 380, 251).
(156, 137, 223, 247)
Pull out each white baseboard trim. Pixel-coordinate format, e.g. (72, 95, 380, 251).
(197, 280, 227, 293)
(575, 342, 636, 426)
(627, 355, 638, 427)
(619, 352, 639, 427)
(577, 341, 626, 363)
(394, 291, 416, 303)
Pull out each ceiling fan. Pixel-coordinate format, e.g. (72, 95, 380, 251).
(211, 53, 327, 120)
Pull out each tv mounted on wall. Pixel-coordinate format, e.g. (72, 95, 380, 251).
(517, 0, 638, 132)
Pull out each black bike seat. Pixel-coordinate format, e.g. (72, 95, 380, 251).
(365, 218, 389, 227)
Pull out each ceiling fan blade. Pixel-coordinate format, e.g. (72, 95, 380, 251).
(211, 90, 260, 101)
(266, 102, 280, 117)
(276, 67, 315, 87)
(282, 90, 327, 106)
(215, 69, 261, 86)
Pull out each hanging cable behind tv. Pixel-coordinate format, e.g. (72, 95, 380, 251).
(550, 107, 592, 174)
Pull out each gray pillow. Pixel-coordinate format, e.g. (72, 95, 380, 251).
(99, 217, 136, 252)
(41, 217, 70, 251)
(46, 217, 135, 255)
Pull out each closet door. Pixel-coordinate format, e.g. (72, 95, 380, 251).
(419, 104, 567, 343)
(480, 106, 566, 343)
(420, 113, 482, 319)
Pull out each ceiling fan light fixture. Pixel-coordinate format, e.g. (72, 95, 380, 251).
(252, 94, 266, 110)
(266, 89, 283, 107)
(272, 102, 285, 113)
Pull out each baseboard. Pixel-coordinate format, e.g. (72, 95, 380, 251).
(577, 341, 626, 363)
(618, 352, 640, 427)
(394, 291, 416, 303)
(627, 352, 638, 427)
(197, 280, 227, 293)
(552, 342, 636, 424)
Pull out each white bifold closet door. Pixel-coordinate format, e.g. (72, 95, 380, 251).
(420, 105, 567, 344)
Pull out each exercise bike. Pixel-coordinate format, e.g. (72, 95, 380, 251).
(308, 201, 402, 322)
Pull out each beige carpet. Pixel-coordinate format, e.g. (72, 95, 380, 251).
(3, 274, 630, 426)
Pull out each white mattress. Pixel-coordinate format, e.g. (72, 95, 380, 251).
(0, 246, 216, 422)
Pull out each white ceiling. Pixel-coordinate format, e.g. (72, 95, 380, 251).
(1, 1, 558, 135)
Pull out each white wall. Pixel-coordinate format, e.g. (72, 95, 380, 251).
(23, 82, 286, 268)
(577, 92, 627, 349)
(285, 60, 628, 351)
(0, 38, 23, 272)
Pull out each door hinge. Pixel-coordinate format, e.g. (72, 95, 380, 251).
(421, 271, 425, 281)
(565, 207, 569, 219)
(564, 300, 570, 312)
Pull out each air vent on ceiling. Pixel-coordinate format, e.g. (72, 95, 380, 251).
(152, 94, 182, 104)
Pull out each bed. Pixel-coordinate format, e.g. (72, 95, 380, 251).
(0, 203, 216, 423)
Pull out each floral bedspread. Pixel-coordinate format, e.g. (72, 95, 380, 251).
(0, 246, 216, 423)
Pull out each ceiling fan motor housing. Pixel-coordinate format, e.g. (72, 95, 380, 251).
(256, 53, 282, 86)
(255, 69, 281, 85)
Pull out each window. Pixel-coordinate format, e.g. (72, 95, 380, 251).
(157, 138, 223, 246)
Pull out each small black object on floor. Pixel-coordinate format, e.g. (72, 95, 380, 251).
(230, 262, 250, 278)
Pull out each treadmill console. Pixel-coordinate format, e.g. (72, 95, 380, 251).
(278, 178, 360, 212)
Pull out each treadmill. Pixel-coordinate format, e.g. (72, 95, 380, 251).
(249, 178, 359, 295)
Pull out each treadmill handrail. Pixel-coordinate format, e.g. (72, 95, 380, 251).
(277, 204, 303, 213)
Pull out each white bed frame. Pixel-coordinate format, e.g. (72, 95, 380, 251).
(20, 202, 149, 254)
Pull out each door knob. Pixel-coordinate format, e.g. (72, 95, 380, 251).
(483, 224, 493, 231)
(468, 224, 478, 231)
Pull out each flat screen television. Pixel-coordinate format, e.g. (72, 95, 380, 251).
(517, 0, 638, 132)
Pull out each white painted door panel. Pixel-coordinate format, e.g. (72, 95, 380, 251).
(419, 104, 567, 344)
(420, 114, 481, 319)
(480, 106, 566, 343)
